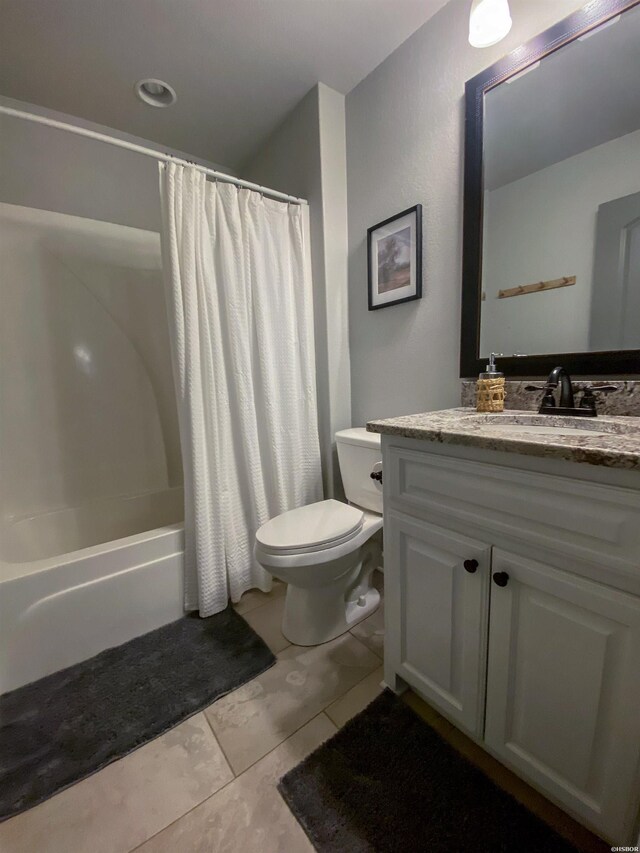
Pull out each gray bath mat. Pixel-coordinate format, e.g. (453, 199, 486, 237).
(279, 690, 580, 853)
(0, 606, 275, 821)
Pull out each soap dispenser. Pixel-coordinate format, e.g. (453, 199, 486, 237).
(476, 352, 505, 412)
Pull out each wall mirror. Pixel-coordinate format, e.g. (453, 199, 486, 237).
(461, 0, 640, 377)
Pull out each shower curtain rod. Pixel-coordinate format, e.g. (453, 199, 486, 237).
(0, 105, 308, 206)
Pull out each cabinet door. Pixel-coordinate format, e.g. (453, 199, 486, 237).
(385, 511, 490, 735)
(485, 549, 640, 843)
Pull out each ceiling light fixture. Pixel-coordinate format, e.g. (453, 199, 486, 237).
(135, 79, 177, 108)
(469, 0, 512, 48)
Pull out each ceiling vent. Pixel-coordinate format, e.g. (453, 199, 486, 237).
(135, 79, 177, 108)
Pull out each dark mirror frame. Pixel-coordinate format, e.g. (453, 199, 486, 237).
(460, 0, 640, 378)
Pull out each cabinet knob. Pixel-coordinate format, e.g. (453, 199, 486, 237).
(463, 559, 478, 573)
(493, 571, 509, 587)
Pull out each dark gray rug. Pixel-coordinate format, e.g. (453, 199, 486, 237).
(279, 690, 579, 853)
(0, 606, 275, 821)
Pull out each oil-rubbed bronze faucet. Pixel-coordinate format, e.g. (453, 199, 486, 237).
(525, 367, 617, 417)
(576, 383, 618, 414)
(547, 366, 574, 408)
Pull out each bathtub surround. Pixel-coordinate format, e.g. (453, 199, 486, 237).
(279, 690, 578, 852)
(159, 163, 322, 615)
(461, 379, 640, 417)
(0, 201, 183, 546)
(0, 199, 188, 695)
(0, 607, 274, 822)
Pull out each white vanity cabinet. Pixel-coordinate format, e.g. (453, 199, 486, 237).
(382, 435, 640, 844)
(384, 512, 491, 735)
(486, 549, 640, 842)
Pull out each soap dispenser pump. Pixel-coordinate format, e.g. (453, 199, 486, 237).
(476, 352, 505, 412)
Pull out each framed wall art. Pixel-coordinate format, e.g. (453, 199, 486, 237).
(367, 204, 422, 310)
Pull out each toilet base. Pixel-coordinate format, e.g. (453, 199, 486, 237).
(281, 584, 380, 647)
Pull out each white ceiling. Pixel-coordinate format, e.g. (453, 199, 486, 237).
(0, 0, 450, 170)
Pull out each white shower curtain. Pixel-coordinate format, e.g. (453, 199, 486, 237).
(159, 163, 322, 616)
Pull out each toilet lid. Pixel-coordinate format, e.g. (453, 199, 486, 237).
(256, 499, 364, 552)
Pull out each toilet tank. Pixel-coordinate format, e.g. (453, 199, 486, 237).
(335, 428, 382, 514)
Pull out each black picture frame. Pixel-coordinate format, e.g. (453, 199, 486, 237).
(368, 205, 422, 310)
(460, 0, 640, 378)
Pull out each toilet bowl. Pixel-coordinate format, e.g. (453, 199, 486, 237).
(254, 428, 383, 646)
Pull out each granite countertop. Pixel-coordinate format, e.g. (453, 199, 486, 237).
(367, 408, 640, 470)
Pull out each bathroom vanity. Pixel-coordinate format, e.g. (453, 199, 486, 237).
(368, 409, 640, 844)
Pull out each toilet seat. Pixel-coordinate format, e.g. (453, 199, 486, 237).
(254, 508, 382, 569)
(255, 499, 364, 555)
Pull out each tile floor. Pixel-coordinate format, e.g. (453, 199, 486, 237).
(0, 576, 384, 853)
(0, 571, 608, 853)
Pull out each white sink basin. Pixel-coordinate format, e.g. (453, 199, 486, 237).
(481, 423, 608, 437)
(475, 414, 624, 438)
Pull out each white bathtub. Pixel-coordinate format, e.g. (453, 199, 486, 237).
(0, 490, 185, 694)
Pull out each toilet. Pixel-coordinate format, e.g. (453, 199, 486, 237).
(254, 428, 383, 646)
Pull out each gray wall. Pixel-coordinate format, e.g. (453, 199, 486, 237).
(243, 83, 351, 497)
(346, 0, 586, 425)
(0, 96, 232, 232)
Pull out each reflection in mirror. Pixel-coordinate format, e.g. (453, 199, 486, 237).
(479, 4, 640, 359)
